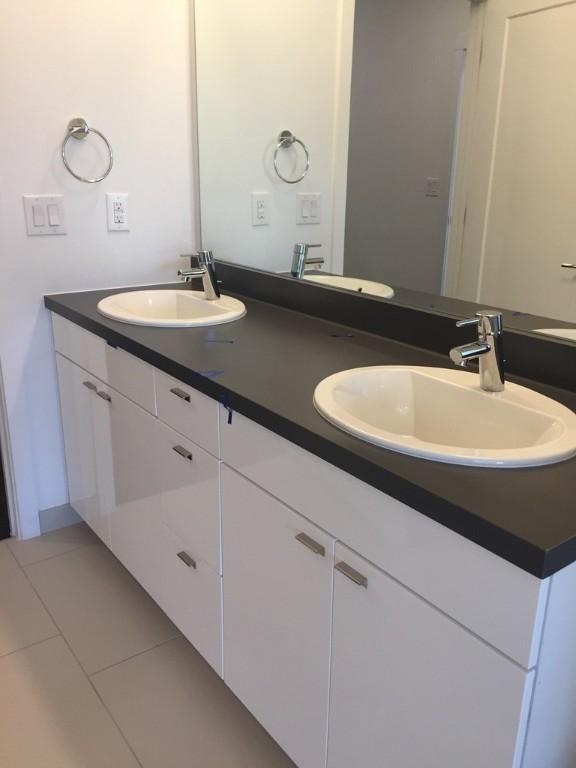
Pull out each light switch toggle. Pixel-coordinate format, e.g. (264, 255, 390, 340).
(23, 195, 66, 236)
(32, 204, 45, 227)
(47, 204, 60, 227)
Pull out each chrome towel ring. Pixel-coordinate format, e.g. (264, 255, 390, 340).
(61, 118, 114, 183)
(273, 130, 310, 184)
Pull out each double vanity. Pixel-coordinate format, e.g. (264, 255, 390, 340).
(45, 273, 576, 768)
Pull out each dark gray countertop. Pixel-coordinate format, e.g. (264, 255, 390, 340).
(45, 284, 576, 579)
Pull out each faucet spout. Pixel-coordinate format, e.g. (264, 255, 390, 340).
(178, 250, 221, 300)
(449, 310, 505, 392)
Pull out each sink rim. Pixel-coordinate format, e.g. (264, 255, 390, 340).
(97, 289, 246, 328)
(314, 365, 576, 468)
(302, 274, 395, 299)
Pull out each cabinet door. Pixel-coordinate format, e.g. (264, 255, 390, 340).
(56, 355, 109, 543)
(328, 544, 533, 768)
(221, 466, 334, 768)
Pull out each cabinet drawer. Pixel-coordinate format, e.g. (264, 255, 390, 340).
(52, 314, 155, 414)
(52, 314, 107, 380)
(221, 410, 548, 668)
(154, 420, 221, 572)
(156, 370, 219, 456)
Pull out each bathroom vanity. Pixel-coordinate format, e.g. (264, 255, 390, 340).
(46, 281, 576, 768)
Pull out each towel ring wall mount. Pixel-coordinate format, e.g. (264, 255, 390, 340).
(273, 130, 310, 184)
(61, 118, 114, 183)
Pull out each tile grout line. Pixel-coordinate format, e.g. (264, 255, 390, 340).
(7, 537, 99, 569)
(18, 551, 146, 768)
(89, 634, 183, 679)
(0, 633, 62, 661)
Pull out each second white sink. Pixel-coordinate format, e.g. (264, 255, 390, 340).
(303, 274, 395, 299)
(97, 290, 246, 327)
(314, 366, 576, 467)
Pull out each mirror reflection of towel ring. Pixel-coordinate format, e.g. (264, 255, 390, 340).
(61, 118, 114, 183)
(273, 130, 310, 184)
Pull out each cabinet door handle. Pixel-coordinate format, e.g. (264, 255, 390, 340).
(177, 551, 197, 569)
(96, 390, 112, 403)
(335, 561, 368, 588)
(82, 381, 97, 392)
(170, 387, 191, 403)
(172, 445, 193, 462)
(295, 532, 325, 557)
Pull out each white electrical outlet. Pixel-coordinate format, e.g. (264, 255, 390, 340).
(251, 192, 270, 226)
(106, 193, 130, 231)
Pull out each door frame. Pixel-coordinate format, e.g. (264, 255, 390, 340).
(0, 360, 18, 538)
(443, 0, 489, 299)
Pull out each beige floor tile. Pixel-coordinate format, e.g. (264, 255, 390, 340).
(26, 544, 180, 674)
(0, 636, 139, 768)
(8, 522, 99, 566)
(0, 542, 58, 657)
(93, 637, 296, 768)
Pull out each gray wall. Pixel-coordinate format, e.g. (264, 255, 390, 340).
(344, 0, 471, 294)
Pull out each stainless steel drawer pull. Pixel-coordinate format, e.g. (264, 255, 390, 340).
(170, 387, 191, 403)
(172, 445, 193, 462)
(82, 381, 97, 392)
(295, 532, 325, 557)
(177, 551, 197, 569)
(96, 390, 112, 403)
(335, 561, 368, 588)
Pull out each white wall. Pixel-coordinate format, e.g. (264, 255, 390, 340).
(0, 0, 196, 537)
(195, 0, 353, 274)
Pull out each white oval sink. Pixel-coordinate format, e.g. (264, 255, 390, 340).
(534, 328, 576, 342)
(303, 274, 394, 299)
(97, 290, 246, 327)
(314, 366, 576, 467)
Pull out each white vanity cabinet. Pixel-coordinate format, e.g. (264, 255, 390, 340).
(56, 355, 111, 545)
(327, 543, 532, 768)
(52, 313, 574, 768)
(221, 465, 334, 768)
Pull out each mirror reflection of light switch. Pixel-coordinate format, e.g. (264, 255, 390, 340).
(297, 193, 321, 225)
(23, 195, 66, 236)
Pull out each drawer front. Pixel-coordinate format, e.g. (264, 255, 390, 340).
(52, 313, 155, 414)
(220, 410, 548, 668)
(156, 370, 219, 456)
(52, 314, 107, 381)
(105, 345, 156, 415)
(154, 420, 221, 572)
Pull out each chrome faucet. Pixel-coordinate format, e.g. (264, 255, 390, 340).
(291, 243, 323, 278)
(178, 250, 221, 301)
(449, 310, 505, 392)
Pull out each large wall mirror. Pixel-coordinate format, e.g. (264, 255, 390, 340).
(194, 0, 576, 343)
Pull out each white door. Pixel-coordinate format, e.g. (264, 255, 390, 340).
(453, 0, 576, 322)
(221, 465, 334, 768)
(56, 355, 109, 543)
(327, 543, 533, 768)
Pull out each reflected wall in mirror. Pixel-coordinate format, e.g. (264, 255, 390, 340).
(195, 0, 576, 334)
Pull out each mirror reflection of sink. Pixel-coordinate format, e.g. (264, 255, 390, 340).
(302, 274, 394, 299)
(534, 328, 576, 342)
(314, 366, 576, 468)
(97, 290, 246, 327)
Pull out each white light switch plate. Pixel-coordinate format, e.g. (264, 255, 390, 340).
(23, 195, 66, 236)
(106, 193, 130, 231)
(297, 193, 321, 225)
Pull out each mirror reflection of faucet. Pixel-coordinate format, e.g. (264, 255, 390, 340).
(291, 243, 324, 278)
(178, 250, 221, 300)
(449, 310, 505, 392)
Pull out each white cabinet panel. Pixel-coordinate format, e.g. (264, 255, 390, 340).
(155, 370, 219, 457)
(154, 421, 221, 572)
(221, 409, 547, 668)
(327, 543, 534, 768)
(107, 389, 222, 674)
(53, 315, 107, 381)
(56, 354, 110, 544)
(221, 466, 333, 768)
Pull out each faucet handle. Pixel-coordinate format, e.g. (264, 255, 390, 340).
(457, 310, 503, 335)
